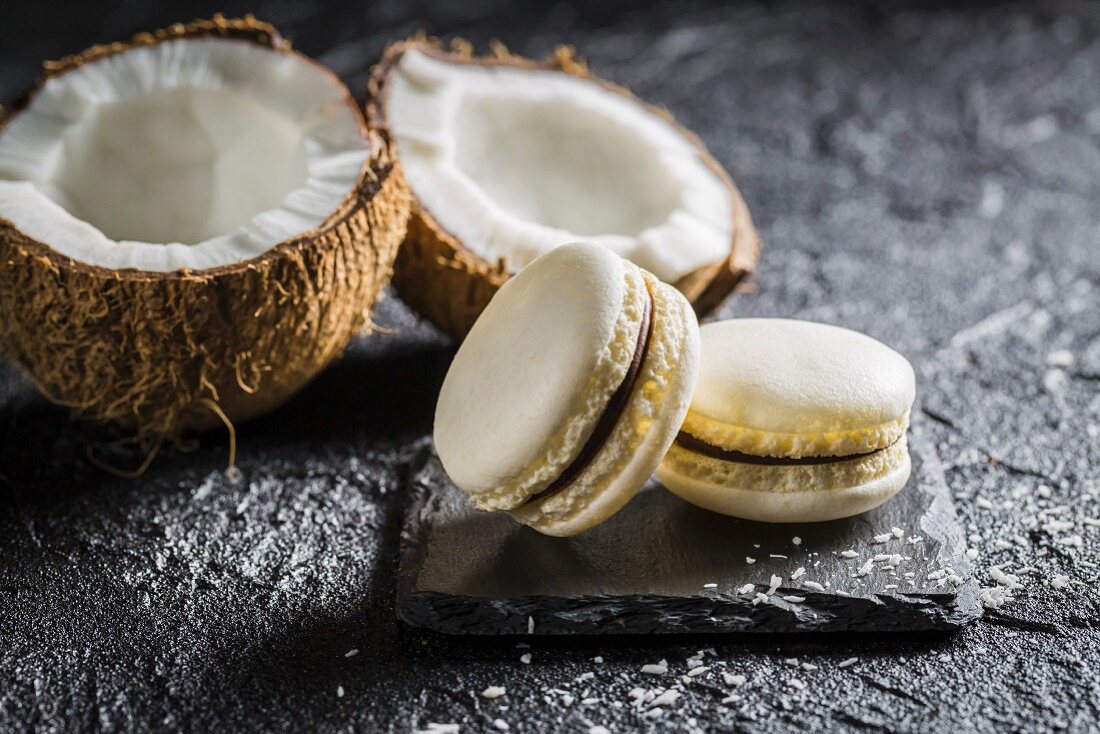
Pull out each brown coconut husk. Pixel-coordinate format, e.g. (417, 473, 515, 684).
(365, 36, 760, 341)
(0, 16, 411, 439)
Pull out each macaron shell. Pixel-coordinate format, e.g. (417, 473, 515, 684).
(434, 243, 645, 505)
(656, 436, 911, 523)
(510, 274, 700, 536)
(686, 319, 916, 457)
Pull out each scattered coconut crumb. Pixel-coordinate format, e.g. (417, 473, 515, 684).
(872, 533, 893, 544)
(803, 581, 825, 592)
(336, 686, 344, 698)
(493, 719, 509, 731)
(801, 662, 818, 671)
(770, 554, 788, 559)
(838, 658, 858, 669)
(979, 586, 1014, 609)
(589, 727, 609, 734)
(891, 527, 904, 538)
(344, 649, 359, 658)
(787, 678, 806, 690)
(841, 550, 859, 559)
(792, 536, 802, 545)
(527, 617, 535, 634)
(651, 690, 681, 708)
(1038, 485, 1053, 499)
(641, 660, 669, 675)
(1046, 349, 1074, 367)
(703, 583, 718, 589)
(767, 575, 783, 595)
(520, 653, 531, 665)
(687, 666, 709, 677)
(593, 656, 603, 663)
(746, 556, 757, 564)
(792, 567, 806, 580)
(738, 584, 755, 594)
(752, 593, 769, 606)
(722, 672, 746, 686)
(857, 558, 875, 576)
(938, 654, 951, 663)
(418, 724, 460, 734)
(1051, 575, 1069, 589)
(966, 548, 979, 561)
(482, 686, 506, 699)
(782, 595, 806, 603)
(784, 658, 799, 666)
(976, 497, 994, 509)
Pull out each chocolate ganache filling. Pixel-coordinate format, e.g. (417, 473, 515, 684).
(523, 288, 655, 507)
(674, 431, 900, 466)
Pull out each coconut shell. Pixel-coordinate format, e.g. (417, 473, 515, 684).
(0, 16, 410, 437)
(365, 37, 760, 341)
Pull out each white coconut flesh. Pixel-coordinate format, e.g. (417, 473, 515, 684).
(0, 38, 371, 272)
(387, 49, 735, 282)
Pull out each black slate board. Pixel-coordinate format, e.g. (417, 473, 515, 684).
(398, 426, 981, 635)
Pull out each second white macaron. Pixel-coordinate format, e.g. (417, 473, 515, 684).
(657, 319, 916, 523)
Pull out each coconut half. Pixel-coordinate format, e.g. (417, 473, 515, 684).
(366, 38, 759, 339)
(0, 16, 409, 436)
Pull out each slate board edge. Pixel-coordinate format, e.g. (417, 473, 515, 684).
(396, 445, 984, 636)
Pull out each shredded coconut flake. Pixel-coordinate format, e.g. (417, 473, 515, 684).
(482, 686, 506, 699)
(838, 658, 858, 668)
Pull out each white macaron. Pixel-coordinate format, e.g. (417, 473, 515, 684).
(434, 243, 700, 536)
(657, 318, 916, 523)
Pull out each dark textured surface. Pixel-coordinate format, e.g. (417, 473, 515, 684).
(2, 1, 1100, 732)
(399, 430, 982, 635)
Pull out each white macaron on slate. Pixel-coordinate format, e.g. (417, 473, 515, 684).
(434, 242, 701, 536)
(657, 319, 916, 523)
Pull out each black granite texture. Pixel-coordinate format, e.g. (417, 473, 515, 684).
(3, 1, 1100, 732)
(399, 429, 981, 635)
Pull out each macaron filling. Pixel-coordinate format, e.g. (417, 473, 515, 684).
(673, 431, 901, 467)
(522, 288, 655, 507)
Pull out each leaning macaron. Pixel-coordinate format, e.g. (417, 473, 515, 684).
(657, 319, 916, 523)
(434, 242, 700, 536)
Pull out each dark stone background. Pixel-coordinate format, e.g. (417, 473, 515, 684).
(2, 1, 1099, 731)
